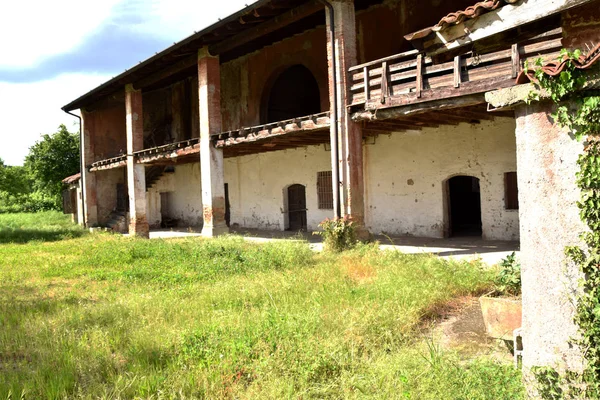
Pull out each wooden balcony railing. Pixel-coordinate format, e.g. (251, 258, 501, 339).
(348, 28, 563, 110)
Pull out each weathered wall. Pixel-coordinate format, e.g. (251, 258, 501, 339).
(143, 118, 518, 238)
(220, 26, 329, 130)
(223, 145, 333, 231)
(146, 163, 203, 228)
(88, 106, 126, 161)
(561, 0, 600, 49)
(356, 0, 479, 63)
(363, 118, 519, 240)
(515, 101, 585, 380)
(95, 168, 125, 225)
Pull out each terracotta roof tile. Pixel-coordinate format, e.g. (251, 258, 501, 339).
(516, 43, 600, 84)
(62, 173, 81, 185)
(434, 0, 520, 32)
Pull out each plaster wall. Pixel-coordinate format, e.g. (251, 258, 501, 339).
(363, 118, 520, 240)
(95, 168, 125, 225)
(223, 145, 333, 231)
(146, 163, 203, 228)
(515, 101, 585, 377)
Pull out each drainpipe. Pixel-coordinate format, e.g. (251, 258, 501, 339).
(63, 110, 87, 227)
(317, 0, 341, 219)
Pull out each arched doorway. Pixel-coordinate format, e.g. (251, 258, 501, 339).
(287, 184, 307, 231)
(264, 65, 321, 124)
(446, 176, 482, 237)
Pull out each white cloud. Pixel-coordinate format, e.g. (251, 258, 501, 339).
(0, 0, 120, 68)
(0, 73, 111, 165)
(0, 0, 260, 165)
(117, 0, 256, 42)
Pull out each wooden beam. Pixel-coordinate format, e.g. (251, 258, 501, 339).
(134, 55, 197, 89)
(416, 54, 423, 98)
(352, 93, 486, 121)
(210, 1, 323, 55)
(423, 0, 594, 57)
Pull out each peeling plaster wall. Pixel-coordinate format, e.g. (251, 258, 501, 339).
(145, 118, 518, 238)
(223, 145, 332, 231)
(146, 163, 203, 227)
(95, 168, 125, 225)
(363, 118, 519, 240)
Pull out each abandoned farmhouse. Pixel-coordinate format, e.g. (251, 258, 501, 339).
(62, 0, 600, 390)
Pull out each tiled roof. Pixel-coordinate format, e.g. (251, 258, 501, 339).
(62, 173, 81, 185)
(434, 0, 519, 32)
(404, 0, 519, 42)
(516, 43, 600, 84)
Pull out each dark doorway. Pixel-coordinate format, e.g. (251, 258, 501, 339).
(224, 183, 231, 228)
(264, 65, 321, 123)
(116, 183, 128, 212)
(287, 184, 307, 231)
(447, 176, 482, 237)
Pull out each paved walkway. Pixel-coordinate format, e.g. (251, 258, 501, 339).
(146, 228, 519, 266)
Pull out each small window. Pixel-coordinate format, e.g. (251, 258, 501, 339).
(317, 171, 333, 210)
(505, 172, 519, 210)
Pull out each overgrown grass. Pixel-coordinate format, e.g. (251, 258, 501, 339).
(0, 211, 85, 243)
(0, 213, 524, 399)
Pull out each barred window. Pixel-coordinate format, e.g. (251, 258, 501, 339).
(505, 172, 519, 210)
(317, 171, 333, 210)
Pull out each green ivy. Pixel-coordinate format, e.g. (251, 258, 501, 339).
(528, 49, 600, 398)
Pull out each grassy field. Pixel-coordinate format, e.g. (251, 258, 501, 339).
(0, 212, 524, 399)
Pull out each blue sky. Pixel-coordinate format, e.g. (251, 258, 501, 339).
(0, 0, 252, 165)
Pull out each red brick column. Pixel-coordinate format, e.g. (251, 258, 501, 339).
(125, 84, 149, 238)
(198, 48, 229, 237)
(81, 109, 98, 227)
(325, 0, 367, 237)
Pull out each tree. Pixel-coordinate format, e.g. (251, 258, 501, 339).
(24, 125, 80, 206)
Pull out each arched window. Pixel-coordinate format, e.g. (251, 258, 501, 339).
(264, 65, 321, 124)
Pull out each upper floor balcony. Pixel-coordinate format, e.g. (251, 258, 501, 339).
(348, 27, 563, 118)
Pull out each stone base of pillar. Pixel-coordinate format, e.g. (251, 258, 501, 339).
(201, 225, 229, 238)
(354, 225, 371, 242)
(129, 221, 150, 238)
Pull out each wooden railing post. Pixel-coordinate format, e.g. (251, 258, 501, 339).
(381, 61, 388, 104)
(416, 54, 423, 98)
(511, 43, 521, 79)
(363, 66, 370, 102)
(453, 55, 462, 88)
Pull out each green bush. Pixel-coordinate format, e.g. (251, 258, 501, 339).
(496, 252, 521, 296)
(314, 217, 356, 252)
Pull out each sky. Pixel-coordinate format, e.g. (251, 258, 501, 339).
(0, 0, 253, 166)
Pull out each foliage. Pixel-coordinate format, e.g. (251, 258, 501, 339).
(24, 124, 80, 209)
(496, 251, 521, 296)
(0, 213, 524, 398)
(314, 216, 357, 252)
(527, 49, 600, 398)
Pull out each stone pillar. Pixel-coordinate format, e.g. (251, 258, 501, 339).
(514, 101, 585, 389)
(325, 0, 367, 236)
(198, 48, 229, 237)
(125, 84, 150, 238)
(81, 109, 98, 227)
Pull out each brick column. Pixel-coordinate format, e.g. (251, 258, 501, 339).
(81, 110, 98, 227)
(514, 101, 585, 390)
(198, 48, 229, 237)
(125, 84, 149, 238)
(325, 0, 367, 237)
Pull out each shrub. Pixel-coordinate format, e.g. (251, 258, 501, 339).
(496, 252, 521, 296)
(314, 217, 356, 252)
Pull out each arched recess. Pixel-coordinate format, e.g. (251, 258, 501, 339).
(262, 65, 321, 124)
(283, 184, 307, 231)
(443, 175, 482, 237)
